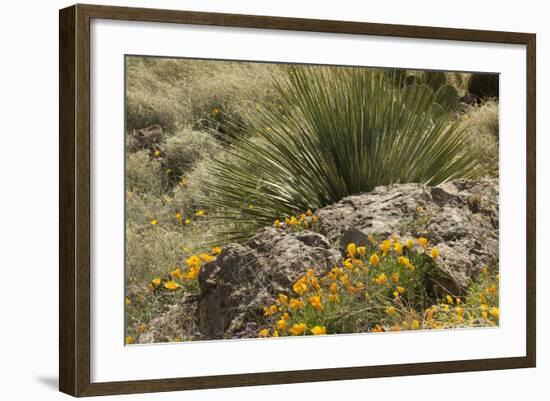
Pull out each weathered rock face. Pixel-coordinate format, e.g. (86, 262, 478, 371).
(317, 179, 498, 292)
(197, 228, 340, 339)
(196, 179, 498, 339)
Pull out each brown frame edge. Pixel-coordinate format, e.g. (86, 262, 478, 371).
(59, 3, 536, 397)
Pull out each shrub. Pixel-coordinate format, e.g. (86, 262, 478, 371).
(460, 100, 499, 175)
(257, 236, 499, 337)
(126, 150, 164, 195)
(162, 129, 216, 183)
(203, 65, 493, 241)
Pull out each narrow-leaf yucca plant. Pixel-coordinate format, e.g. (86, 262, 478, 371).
(202, 65, 491, 242)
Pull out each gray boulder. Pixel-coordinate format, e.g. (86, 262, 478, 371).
(197, 228, 340, 339)
(317, 179, 498, 292)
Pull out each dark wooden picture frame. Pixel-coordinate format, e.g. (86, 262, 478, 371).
(59, 3, 536, 397)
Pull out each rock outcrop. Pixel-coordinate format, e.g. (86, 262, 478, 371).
(197, 229, 340, 339)
(317, 179, 498, 292)
(195, 178, 498, 339)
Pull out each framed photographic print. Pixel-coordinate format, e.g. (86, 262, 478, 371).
(59, 4, 536, 397)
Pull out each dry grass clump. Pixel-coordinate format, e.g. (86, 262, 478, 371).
(126, 56, 281, 133)
(126, 150, 164, 195)
(460, 100, 499, 175)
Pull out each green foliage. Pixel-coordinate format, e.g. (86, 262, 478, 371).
(203, 65, 492, 241)
(258, 238, 500, 337)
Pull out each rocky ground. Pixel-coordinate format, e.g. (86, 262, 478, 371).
(139, 178, 499, 343)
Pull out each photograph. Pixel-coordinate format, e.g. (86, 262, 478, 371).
(124, 57, 500, 344)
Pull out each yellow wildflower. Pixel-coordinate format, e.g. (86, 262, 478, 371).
(396, 286, 405, 294)
(310, 326, 327, 335)
(277, 293, 288, 305)
(185, 266, 200, 280)
(489, 307, 500, 319)
(138, 323, 146, 333)
(309, 295, 323, 311)
(343, 258, 354, 270)
(125, 297, 131, 306)
(199, 253, 215, 263)
(411, 319, 421, 330)
(425, 307, 435, 321)
(311, 215, 319, 223)
(289, 298, 305, 310)
(417, 237, 428, 250)
(369, 253, 380, 266)
(446, 294, 454, 305)
(393, 242, 403, 255)
(405, 239, 414, 249)
(347, 243, 357, 258)
(390, 325, 401, 331)
(306, 209, 313, 216)
(329, 282, 338, 294)
(195, 210, 206, 216)
(276, 318, 287, 332)
(125, 335, 134, 345)
(487, 284, 497, 295)
(263, 304, 278, 316)
(385, 306, 396, 315)
(150, 277, 161, 289)
(164, 280, 180, 291)
(212, 246, 222, 255)
(186, 255, 201, 269)
(259, 328, 270, 338)
(372, 324, 384, 332)
(430, 247, 440, 260)
(273, 219, 281, 228)
(380, 240, 391, 255)
(170, 268, 184, 280)
(455, 307, 464, 317)
(175, 212, 183, 221)
(293, 276, 309, 295)
(328, 293, 339, 303)
(391, 272, 399, 283)
(150, 219, 158, 225)
(357, 246, 367, 257)
(310, 276, 321, 291)
(374, 273, 387, 285)
(185, 218, 191, 225)
(398, 256, 410, 266)
(153, 150, 161, 158)
(288, 323, 307, 336)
